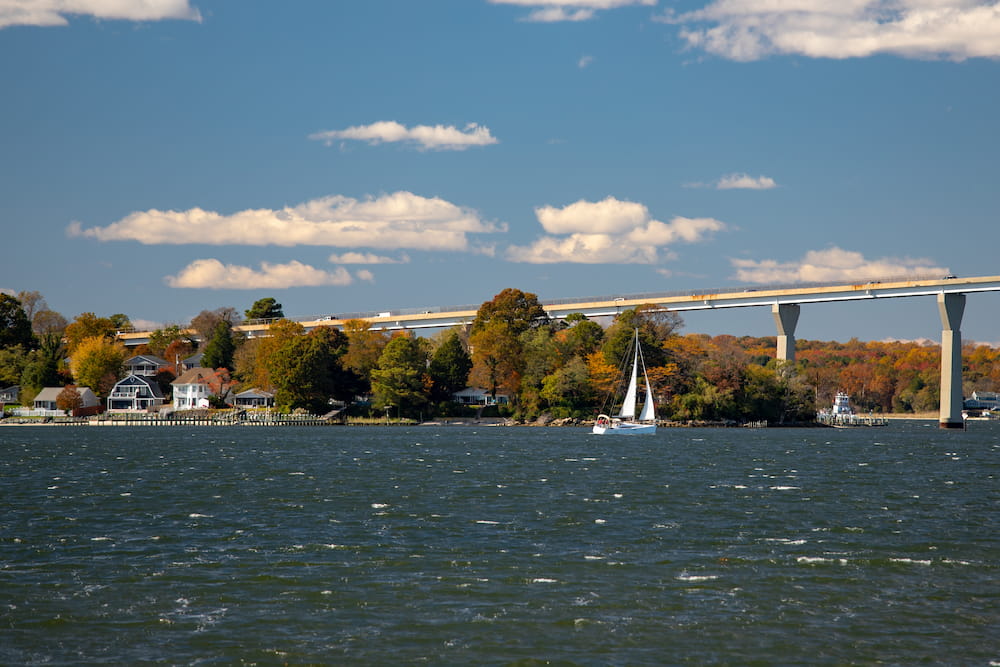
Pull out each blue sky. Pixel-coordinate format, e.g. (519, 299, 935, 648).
(2, 0, 999, 344)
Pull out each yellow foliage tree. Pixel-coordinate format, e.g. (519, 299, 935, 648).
(69, 336, 126, 396)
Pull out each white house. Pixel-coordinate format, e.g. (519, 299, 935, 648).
(106, 374, 165, 412)
(14, 386, 100, 416)
(172, 367, 216, 410)
(452, 387, 510, 406)
(232, 388, 275, 408)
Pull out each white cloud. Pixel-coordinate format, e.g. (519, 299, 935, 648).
(309, 121, 498, 151)
(578, 55, 595, 67)
(717, 173, 777, 190)
(328, 252, 410, 264)
(0, 287, 15, 296)
(507, 196, 727, 263)
(165, 259, 355, 289)
(0, 0, 201, 29)
(490, 0, 656, 22)
(69, 191, 505, 252)
(356, 269, 376, 283)
(662, 1, 1000, 61)
(731, 247, 949, 283)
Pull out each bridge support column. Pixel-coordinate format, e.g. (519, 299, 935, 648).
(938, 293, 966, 429)
(772, 304, 800, 362)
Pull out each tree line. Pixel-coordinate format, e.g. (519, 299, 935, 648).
(3, 290, 1000, 421)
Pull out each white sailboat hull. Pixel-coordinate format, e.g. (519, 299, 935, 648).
(593, 414, 657, 435)
(592, 421, 657, 435)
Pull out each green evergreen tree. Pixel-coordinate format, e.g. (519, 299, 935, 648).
(0, 294, 34, 350)
(371, 335, 430, 418)
(201, 321, 236, 371)
(245, 297, 284, 320)
(428, 331, 472, 402)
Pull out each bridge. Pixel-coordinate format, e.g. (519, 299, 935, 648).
(118, 274, 1000, 429)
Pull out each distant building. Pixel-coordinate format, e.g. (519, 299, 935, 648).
(964, 391, 1000, 411)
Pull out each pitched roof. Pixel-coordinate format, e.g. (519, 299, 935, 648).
(234, 388, 274, 399)
(172, 367, 216, 385)
(112, 374, 164, 398)
(125, 355, 169, 366)
(34, 387, 64, 402)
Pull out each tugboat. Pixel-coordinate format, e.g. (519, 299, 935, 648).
(817, 392, 888, 427)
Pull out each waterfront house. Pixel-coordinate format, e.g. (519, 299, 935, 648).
(963, 390, 1000, 413)
(452, 387, 510, 406)
(16, 386, 101, 416)
(232, 388, 275, 408)
(106, 374, 166, 412)
(123, 354, 169, 377)
(172, 367, 230, 409)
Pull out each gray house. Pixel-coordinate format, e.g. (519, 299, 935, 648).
(124, 354, 170, 377)
(106, 374, 166, 412)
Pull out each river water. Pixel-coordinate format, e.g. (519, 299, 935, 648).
(2, 422, 998, 665)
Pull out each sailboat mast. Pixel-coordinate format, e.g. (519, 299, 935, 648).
(618, 329, 639, 419)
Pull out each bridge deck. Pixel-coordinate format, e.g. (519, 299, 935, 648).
(117, 275, 1000, 344)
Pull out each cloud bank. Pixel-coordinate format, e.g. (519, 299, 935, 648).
(165, 259, 356, 289)
(489, 0, 656, 22)
(0, 0, 201, 29)
(506, 196, 726, 263)
(662, 0, 1000, 61)
(731, 247, 949, 283)
(68, 191, 504, 252)
(309, 121, 498, 151)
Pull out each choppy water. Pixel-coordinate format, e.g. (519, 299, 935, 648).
(2, 422, 998, 665)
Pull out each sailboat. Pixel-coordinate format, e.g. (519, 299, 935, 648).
(593, 329, 657, 435)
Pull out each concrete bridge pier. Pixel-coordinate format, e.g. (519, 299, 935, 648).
(772, 303, 800, 362)
(938, 293, 966, 429)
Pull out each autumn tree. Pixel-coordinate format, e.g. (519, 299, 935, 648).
(56, 386, 83, 414)
(469, 320, 522, 402)
(32, 309, 68, 336)
(15, 291, 45, 323)
(241, 319, 306, 391)
(69, 336, 127, 396)
(471, 288, 548, 336)
(245, 297, 284, 321)
(341, 319, 389, 393)
(371, 334, 431, 418)
(64, 313, 117, 354)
